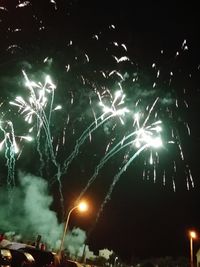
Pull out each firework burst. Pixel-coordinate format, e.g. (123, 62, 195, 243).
(0, 1, 197, 222)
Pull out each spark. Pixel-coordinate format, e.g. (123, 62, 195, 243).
(17, 135, 33, 142)
(49, 0, 58, 10)
(16, 1, 30, 8)
(0, 6, 8, 11)
(112, 55, 130, 63)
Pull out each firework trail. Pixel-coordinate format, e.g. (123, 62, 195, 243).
(0, 120, 18, 187)
(60, 89, 129, 177)
(76, 98, 162, 201)
(146, 39, 196, 191)
(0, 118, 31, 187)
(9, 71, 64, 205)
(10, 70, 61, 168)
(94, 121, 163, 224)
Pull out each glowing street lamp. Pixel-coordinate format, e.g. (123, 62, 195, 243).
(59, 201, 88, 258)
(189, 230, 197, 267)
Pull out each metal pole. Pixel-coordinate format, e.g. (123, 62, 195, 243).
(58, 206, 78, 258)
(190, 236, 193, 267)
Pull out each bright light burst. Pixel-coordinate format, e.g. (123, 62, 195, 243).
(9, 71, 65, 206)
(10, 70, 60, 170)
(76, 99, 163, 203)
(99, 89, 129, 124)
(61, 88, 129, 177)
(95, 129, 163, 224)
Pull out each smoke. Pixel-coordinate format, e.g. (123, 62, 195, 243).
(0, 171, 87, 253)
(19, 171, 62, 249)
(66, 227, 87, 258)
(160, 95, 175, 105)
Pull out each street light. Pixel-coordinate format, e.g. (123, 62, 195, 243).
(189, 230, 197, 267)
(58, 201, 88, 258)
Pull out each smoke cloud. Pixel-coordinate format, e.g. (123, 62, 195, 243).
(0, 171, 87, 254)
(66, 228, 87, 258)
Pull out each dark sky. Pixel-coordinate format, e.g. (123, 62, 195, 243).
(0, 0, 200, 264)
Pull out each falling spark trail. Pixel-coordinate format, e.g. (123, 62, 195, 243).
(77, 119, 162, 202)
(76, 99, 162, 201)
(0, 121, 17, 187)
(61, 113, 117, 176)
(60, 91, 129, 178)
(95, 126, 163, 222)
(76, 137, 136, 202)
(76, 126, 144, 202)
(95, 144, 149, 224)
(10, 71, 64, 210)
(10, 71, 59, 166)
(143, 97, 159, 127)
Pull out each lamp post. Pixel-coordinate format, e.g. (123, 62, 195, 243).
(189, 230, 197, 267)
(58, 201, 88, 259)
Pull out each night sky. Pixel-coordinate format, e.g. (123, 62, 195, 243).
(0, 0, 200, 263)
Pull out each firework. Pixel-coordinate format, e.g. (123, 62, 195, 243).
(0, 1, 196, 222)
(9, 71, 65, 206)
(0, 119, 32, 187)
(61, 89, 129, 176)
(0, 120, 18, 187)
(76, 98, 163, 202)
(10, 70, 60, 169)
(95, 133, 162, 224)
